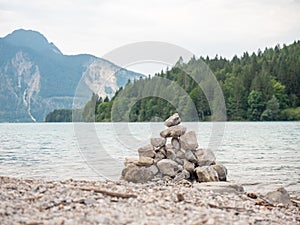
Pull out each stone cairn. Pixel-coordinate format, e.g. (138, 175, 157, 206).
(121, 113, 227, 183)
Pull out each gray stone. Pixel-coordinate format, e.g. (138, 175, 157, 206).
(150, 137, 166, 150)
(157, 159, 179, 177)
(194, 148, 216, 166)
(174, 170, 190, 182)
(164, 113, 181, 127)
(265, 188, 292, 206)
(166, 148, 176, 160)
(176, 150, 185, 159)
(180, 131, 198, 151)
(183, 159, 195, 173)
(194, 166, 219, 182)
(171, 138, 181, 151)
(154, 151, 166, 163)
(160, 125, 186, 138)
(148, 165, 159, 175)
(177, 164, 183, 172)
(138, 144, 155, 158)
(194, 182, 244, 193)
(175, 158, 184, 165)
(121, 164, 155, 183)
(212, 164, 227, 181)
(185, 150, 197, 163)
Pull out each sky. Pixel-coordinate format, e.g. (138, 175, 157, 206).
(1, 0, 300, 74)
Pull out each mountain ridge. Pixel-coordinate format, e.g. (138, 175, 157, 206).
(0, 29, 144, 122)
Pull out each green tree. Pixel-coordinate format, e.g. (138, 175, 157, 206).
(261, 95, 280, 121)
(247, 90, 264, 121)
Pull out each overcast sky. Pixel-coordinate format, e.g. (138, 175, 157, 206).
(1, 0, 300, 73)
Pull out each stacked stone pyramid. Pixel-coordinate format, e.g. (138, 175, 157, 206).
(121, 113, 227, 183)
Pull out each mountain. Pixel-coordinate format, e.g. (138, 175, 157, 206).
(0, 29, 144, 122)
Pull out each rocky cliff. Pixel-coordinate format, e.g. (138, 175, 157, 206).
(0, 29, 144, 122)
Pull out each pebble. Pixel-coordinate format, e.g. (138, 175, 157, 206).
(0, 176, 298, 225)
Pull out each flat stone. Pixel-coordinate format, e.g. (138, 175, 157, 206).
(150, 137, 166, 150)
(157, 159, 179, 177)
(193, 182, 244, 194)
(135, 157, 154, 166)
(180, 131, 198, 151)
(194, 166, 219, 182)
(138, 144, 155, 158)
(171, 138, 181, 151)
(160, 125, 186, 138)
(194, 148, 216, 166)
(125, 157, 154, 167)
(164, 113, 181, 127)
(124, 157, 138, 166)
(212, 164, 227, 181)
(265, 188, 292, 206)
(121, 164, 155, 183)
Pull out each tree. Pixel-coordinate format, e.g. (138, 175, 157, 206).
(247, 90, 264, 121)
(261, 95, 280, 121)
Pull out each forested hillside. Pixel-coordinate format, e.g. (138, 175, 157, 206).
(47, 40, 300, 122)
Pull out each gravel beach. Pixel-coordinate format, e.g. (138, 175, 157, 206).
(0, 176, 299, 225)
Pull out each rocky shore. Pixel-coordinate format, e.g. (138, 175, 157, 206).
(0, 176, 299, 225)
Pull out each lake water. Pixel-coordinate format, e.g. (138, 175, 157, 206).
(0, 122, 299, 195)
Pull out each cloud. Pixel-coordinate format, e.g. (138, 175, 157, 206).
(0, 0, 299, 62)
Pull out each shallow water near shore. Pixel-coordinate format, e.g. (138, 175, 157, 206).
(0, 122, 299, 195)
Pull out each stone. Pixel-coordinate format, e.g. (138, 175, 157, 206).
(164, 113, 181, 127)
(135, 157, 154, 166)
(175, 158, 184, 165)
(185, 150, 197, 163)
(183, 159, 195, 173)
(176, 150, 185, 159)
(166, 148, 176, 160)
(150, 137, 166, 150)
(121, 164, 155, 183)
(124, 157, 154, 167)
(194, 148, 216, 166)
(177, 164, 183, 172)
(160, 125, 186, 138)
(174, 170, 190, 182)
(138, 144, 155, 158)
(124, 157, 138, 166)
(148, 165, 159, 175)
(265, 188, 292, 206)
(194, 182, 244, 194)
(157, 159, 179, 177)
(171, 138, 181, 151)
(194, 166, 219, 182)
(154, 151, 166, 163)
(212, 164, 227, 181)
(180, 131, 198, 151)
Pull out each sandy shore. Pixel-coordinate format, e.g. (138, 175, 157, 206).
(0, 176, 299, 225)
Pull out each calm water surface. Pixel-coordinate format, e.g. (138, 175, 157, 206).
(0, 122, 299, 194)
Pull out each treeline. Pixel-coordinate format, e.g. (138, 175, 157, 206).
(46, 40, 300, 122)
(45, 109, 72, 122)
